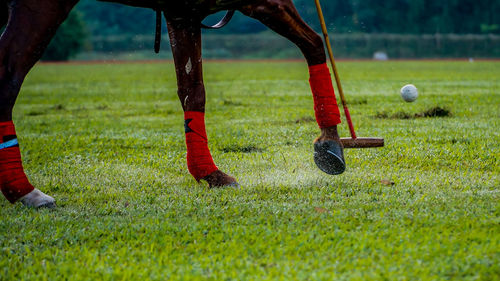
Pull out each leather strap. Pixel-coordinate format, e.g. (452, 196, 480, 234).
(154, 9, 162, 53)
(153, 10, 235, 53)
(201, 10, 235, 29)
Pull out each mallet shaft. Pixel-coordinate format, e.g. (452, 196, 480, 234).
(313, 0, 357, 139)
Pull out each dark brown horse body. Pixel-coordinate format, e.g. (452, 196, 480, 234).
(100, 0, 241, 12)
(0, 0, 343, 206)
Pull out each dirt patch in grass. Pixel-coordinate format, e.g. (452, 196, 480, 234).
(27, 111, 46, 116)
(295, 116, 316, 123)
(52, 104, 65, 111)
(347, 98, 368, 105)
(27, 104, 66, 116)
(221, 99, 243, 106)
(376, 106, 452, 119)
(221, 145, 264, 153)
(418, 106, 452, 117)
(96, 104, 109, 110)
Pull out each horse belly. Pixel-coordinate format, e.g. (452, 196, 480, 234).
(98, 0, 251, 14)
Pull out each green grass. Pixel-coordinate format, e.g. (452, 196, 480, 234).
(1, 60, 499, 280)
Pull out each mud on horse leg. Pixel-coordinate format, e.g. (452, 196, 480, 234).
(240, 0, 345, 174)
(0, 0, 78, 207)
(165, 18, 238, 187)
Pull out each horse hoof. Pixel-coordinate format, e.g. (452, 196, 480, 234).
(203, 170, 239, 189)
(314, 140, 346, 175)
(20, 188, 56, 208)
(212, 178, 241, 189)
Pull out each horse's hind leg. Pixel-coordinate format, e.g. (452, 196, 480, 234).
(0, 0, 78, 206)
(166, 18, 238, 188)
(241, 0, 327, 66)
(240, 0, 346, 174)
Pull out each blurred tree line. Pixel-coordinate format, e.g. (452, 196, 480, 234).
(44, 0, 499, 60)
(76, 0, 499, 35)
(43, 11, 87, 61)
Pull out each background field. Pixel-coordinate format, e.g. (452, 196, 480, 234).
(0, 60, 499, 280)
(45, 0, 500, 61)
(75, 33, 500, 61)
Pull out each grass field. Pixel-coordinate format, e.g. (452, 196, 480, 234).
(1, 60, 499, 280)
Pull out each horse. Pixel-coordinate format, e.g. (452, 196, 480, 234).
(0, 0, 345, 208)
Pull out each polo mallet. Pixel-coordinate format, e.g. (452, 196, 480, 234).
(313, 0, 384, 149)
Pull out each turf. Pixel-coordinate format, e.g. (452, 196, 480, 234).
(1, 60, 499, 280)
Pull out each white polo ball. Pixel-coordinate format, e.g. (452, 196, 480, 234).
(400, 84, 418, 102)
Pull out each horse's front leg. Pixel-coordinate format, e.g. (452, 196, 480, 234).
(240, 0, 345, 175)
(166, 18, 238, 188)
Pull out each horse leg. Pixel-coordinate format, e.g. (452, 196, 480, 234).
(0, 0, 78, 207)
(240, 0, 346, 174)
(165, 18, 238, 188)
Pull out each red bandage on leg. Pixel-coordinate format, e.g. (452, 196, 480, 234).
(309, 63, 341, 128)
(0, 121, 34, 203)
(184, 111, 218, 181)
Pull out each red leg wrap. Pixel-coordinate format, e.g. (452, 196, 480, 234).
(309, 63, 341, 128)
(0, 121, 34, 203)
(184, 112, 218, 181)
